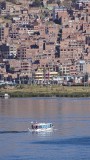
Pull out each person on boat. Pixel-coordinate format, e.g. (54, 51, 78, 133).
(31, 125, 34, 129)
(32, 124, 38, 129)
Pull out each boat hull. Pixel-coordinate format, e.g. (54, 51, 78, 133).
(28, 127, 53, 132)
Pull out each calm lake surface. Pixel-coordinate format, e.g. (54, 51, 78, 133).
(0, 97, 90, 160)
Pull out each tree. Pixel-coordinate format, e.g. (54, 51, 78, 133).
(33, 0, 43, 7)
(82, 72, 88, 84)
(71, 0, 77, 3)
(57, 0, 61, 6)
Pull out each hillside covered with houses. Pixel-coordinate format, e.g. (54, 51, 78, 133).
(0, 0, 90, 86)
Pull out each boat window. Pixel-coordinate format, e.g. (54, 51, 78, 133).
(32, 125, 38, 129)
(39, 125, 42, 128)
(35, 125, 38, 129)
(32, 125, 34, 129)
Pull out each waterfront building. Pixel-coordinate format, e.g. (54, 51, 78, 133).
(20, 59, 32, 77)
(0, 0, 89, 82)
(34, 69, 58, 82)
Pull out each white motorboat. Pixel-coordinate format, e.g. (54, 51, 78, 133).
(28, 122, 53, 132)
(4, 93, 10, 99)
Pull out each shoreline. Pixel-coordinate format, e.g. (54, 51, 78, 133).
(0, 85, 90, 98)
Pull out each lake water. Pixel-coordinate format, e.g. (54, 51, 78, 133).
(0, 97, 90, 160)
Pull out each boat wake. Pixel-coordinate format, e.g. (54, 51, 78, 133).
(28, 128, 57, 133)
(0, 128, 57, 135)
(0, 130, 28, 134)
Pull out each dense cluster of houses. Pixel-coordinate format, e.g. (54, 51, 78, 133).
(0, 0, 90, 85)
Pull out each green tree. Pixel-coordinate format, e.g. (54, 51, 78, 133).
(82, 73, 88, 83)
(71, 0, 77, 3)
(33, 0, 42, 6)
(57, 0, 61, 6)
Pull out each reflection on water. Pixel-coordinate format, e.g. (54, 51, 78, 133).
(0, 97, 90, 160)
(0, 97, 63, 117)
(0, 97, 90, 117)
(0, 97, 90, 131)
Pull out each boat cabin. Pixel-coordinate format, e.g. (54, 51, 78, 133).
(31, 123, 53, 129)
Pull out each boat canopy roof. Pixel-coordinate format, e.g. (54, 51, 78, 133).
(32, 122, 52, 125)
